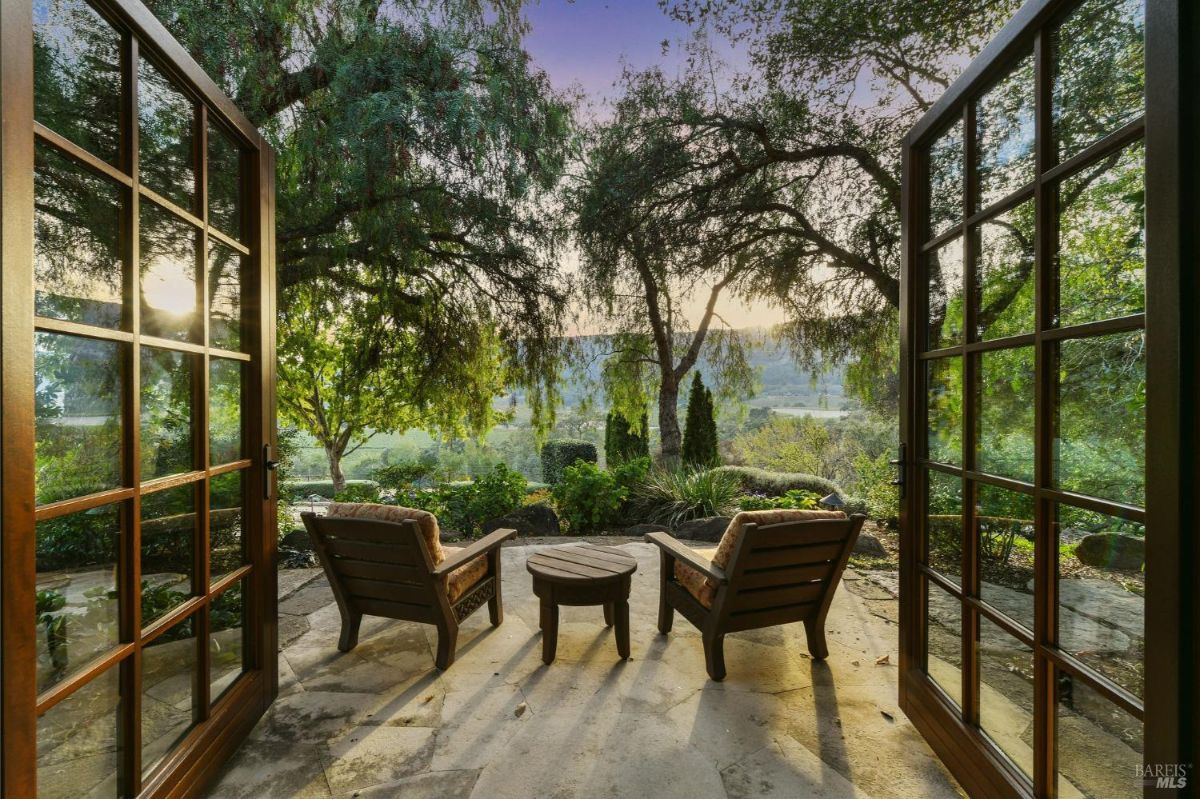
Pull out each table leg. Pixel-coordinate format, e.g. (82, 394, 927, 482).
(615, 599, 630, 659)
(541, 600, 559, 665)
(603, 602, 614, 627)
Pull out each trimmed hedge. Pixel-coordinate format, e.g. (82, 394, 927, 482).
(711, 466, 840, 498)
(282, 479, 379, 500)
(540, 439, 597, 485)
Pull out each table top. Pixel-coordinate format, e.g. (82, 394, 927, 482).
(526, 544, 637, 584)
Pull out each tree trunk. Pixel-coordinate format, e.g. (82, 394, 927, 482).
(325, 444, 347, 494)
(657, 376, 682, 468)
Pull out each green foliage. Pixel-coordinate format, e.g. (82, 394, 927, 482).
(632, 468, 740, 528)
(540, 439, 598, 485)
(552, 461, 627, 533)
(605, 408, 650, 466)
(682, 372, 720, 469)
(853, 452, 900, 522)
(334, 483, 382, 503)
(711, 465, 840, 498)
(285, 479, 379, 500)
(736, 490, 821, 512)
(372, 461, 437, 491)
(398, 464, 527, 536)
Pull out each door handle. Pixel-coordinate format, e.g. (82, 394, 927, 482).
(264, 444, 279, 500)
(889, 443, 906, 498)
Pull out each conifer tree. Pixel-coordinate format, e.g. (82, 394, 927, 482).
(682, 373, 719, 469)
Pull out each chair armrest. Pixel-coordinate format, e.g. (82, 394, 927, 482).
(644, 531, 728, 584)
(433, 528, 517, 576)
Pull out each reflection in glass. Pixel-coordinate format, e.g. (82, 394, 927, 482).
(208, 123, 242, 239)
(210, 471, 245, 584)
(35, 505, 120, 694)
(139, 58, 196, 211)
(37, 663, 121, 799)
(927, 120, 963, 239)
(1053, 0, 1145, 162)
(141, 615, 197, 776)
(1057, 505, 1144, 699)
(140, 485, 195, 628)
(210, 359, 242, 465)
(1056, 332, 1145, 506)
(140, 202, 199, 341)
(976, 56, 1035, 210)
(927, 237, 964, 349)
(925, 470, 962, 585)
(926, 357, 962, 466)
(35, 143, 125, 328)
(977, 485, 1035, 631)
(975, 201, 1035, 340)
(210, 581, 246, 704)
(925, 580, 962, 710)
(140, 347, 193, 480)
(978, 616, 1035, 777)
(1057, 675, 1143, 798)
(33, 0, 121, 165)
(35, 332, 122, 504)
(978, 347, 1035, 482)
(1057, 143, 1144, 328)
(208, 241, 242, 351)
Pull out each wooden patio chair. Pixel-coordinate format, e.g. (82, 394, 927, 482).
(645, 509, 866, 680)
(301, 503, 516, 669)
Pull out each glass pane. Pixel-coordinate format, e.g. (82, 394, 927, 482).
(35, 505, 120, 694)
(208, 123, 242, 239)
(1057, 505, 1144, 699)
(925, 470, 962, 585)
(976, 55, 1035, 210)
(142, 615, 197, 776)
(139, 58, 195, 211)
(978, 616, 1035, 778)
(140, 347, 194, 480)
(1053, 0, 1145, 162)
(1056, 142, 1145, 328)
(140, 202, 199, 342)
(208, 241, 242, 351)
(33, 0, 121, 165)
(927, 237, 964, 349)
(210, 471, 245, 584)
(37, 664, 121, 799)
(975, 200, 1035, 340)
(141, 485, 195, 628)
(34, 143, 125, 328)
(927, 120, 963, 239)
(926, 357, 962, 466)
(1057, 675, 1143, 798)
(209, 580, 246, 704)
(209, 358, 242, 465)
(35, 332, 122, 504)
(925, 579, 962, 709)
(1056, 331, 1145, 506)
(977, 485, 1036, 632)
(978, 347, 1035, 482)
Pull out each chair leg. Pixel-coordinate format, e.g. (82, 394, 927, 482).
(804, 617, 829, 660)
(657, 592, 673, 634)
(435, 621, 459, 670)
(703, 632, 726, 681)
(487, 551, 503, 626)
(337, 611, 362, 653)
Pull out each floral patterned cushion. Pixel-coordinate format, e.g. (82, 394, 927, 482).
(674, 559, 717, 608)
(442, 546, 490, 603)
(326, 502, 445, 565)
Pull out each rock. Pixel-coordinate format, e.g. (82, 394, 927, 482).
(853, 532, 888, 558)
(674, 516, 731, 542)
(280, 529, 314, 552)
(482, 503, 561, 537)
(1074, 533, 1145, 571)
(624, 523, 671, 537)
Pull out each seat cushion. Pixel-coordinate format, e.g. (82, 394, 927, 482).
(676, 509, 848, 609)
(442, 546, 489, 603)
(326, 502, 445, 565)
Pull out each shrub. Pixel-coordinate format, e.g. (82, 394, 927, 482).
(334, 482, 382, 503)
(736, 489, 821, 512)
(682, 372, 720, 468)
(632, 468, 740, 528)
(553, 460, 626, 532)
(395, 464, 526, 536)
(605, 409, 650, 465)
(283, 479, 379, 500)
(372, 461, 437, 490)
(852, 451, 899, 522)
(540, 439, 598, 485)
(711, 465, 840, 498)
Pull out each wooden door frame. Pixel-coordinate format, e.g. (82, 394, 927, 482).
(0, 0, 278, 795)
(898, 0, 1197, 796)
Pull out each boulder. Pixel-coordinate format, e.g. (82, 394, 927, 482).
(674, 516, 732, 542)
(280, 529, 314, 552)
(482, 504, 561, 537)
(853, 532, 888, 558)
(624, 523, 671, 537)
(1074, 533, 1145, 571)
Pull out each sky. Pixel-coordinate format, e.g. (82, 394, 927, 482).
(519, 0, 784, 333)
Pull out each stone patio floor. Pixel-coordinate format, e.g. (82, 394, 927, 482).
(205, 541, 964, 799)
